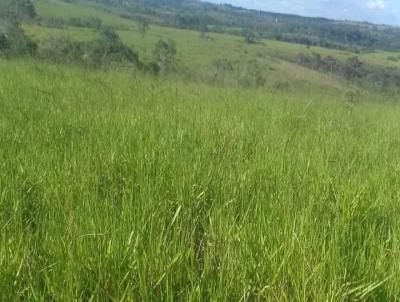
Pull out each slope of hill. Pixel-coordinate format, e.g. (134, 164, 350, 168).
(2, 0, 400, 300)
(13, 0, 398, 95)
(59, 0, 400, 52)
(1, 58, 400, 300)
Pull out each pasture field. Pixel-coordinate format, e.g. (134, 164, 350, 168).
(22, 23, 348, 92)
(22, 0, 400, 71)
(1, 59, 400, 300)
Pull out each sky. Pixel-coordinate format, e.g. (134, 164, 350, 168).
(204, 0, 400, 25)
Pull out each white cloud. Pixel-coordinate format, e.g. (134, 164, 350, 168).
(367, 0, 386, 10)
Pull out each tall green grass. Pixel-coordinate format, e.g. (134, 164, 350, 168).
(1, 59, 400, 301)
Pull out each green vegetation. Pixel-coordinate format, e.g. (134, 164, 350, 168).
(13, 0, 400, 91)
(1, 59, 400, 301)
(64, 0, 400, 52)
(40, 27, 141, 67)
(0, 0, 36, 21)
(2, 0, 400, 300)
(0, 0, 37, 57)
(0, 21, 37, 57)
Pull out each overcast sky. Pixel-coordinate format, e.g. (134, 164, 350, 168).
(204, 0, 400, 25)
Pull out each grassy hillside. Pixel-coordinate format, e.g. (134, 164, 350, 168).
(2, 0, 400, 300)
(23, 0, 400, 73)
(1, 59, 400, 300)
(21, 23, 347, 92)
(35, 0, 136, 29)
(48, 0, 400, 52)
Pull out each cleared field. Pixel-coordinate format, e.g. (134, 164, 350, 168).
(1, 59, 400, 300)
(24, 0, 400, 70)
(22, 23, 347, 91)
(35, 0, 136, 29)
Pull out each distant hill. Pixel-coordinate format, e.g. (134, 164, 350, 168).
(72, 0, 400, 52)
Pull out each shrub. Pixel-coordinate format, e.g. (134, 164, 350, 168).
(39, 28, 141, 68)
(137, 20, 150, 37)
(0, 33, 9, 51)
(0, 21, 37, 57)
(199, 23, 209, 39)
(242, 29, 257, 44)
(342, 56, 364, 80)
(144, 61, 161, 75)
(344, 88, 361, 104)
(79, 28, 141, 67)
(387, 56, 399, 62)
(68, 17, 102, 29)
(42, 37, 84, 62)
(42, 17, 66, 29)
(0, 0, 36, 21)
(151, 39, 177, 75)
(212, 58, 233, 79)
(272, 80, 290, 92)
(244, 59, 265, 87)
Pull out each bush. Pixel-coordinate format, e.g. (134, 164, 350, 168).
(42, 17, 66, 29)
(0, 33, 9, 51)
(41, 28, 141, 68)
(68, 17, 102, 29)
(387, 56, 399, 62)
(137, 20, 150, 36)
(295, 51, 400, 91)
(144, 61, 161, 75)
(84, 28, 140, 66)
(0, 0, 37, 57)
(151, 39, 177, 75)
(244, 59, 265, 87)
(42, 37, 83, 62)
(0, 21, 37, 57)
(344, 88, 361, 104)
(212, 58, 233, 79)
(342, 56, 364, 80)
(272, 80, 290, 91)
(0, 0, 36, 21)
(242, 29, 257, 44)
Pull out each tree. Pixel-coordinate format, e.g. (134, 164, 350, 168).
(324, 56, 338, 73)
(199, 23, 209, 39)
(0, 0, 36, 21)
(43, 37, 83, 62)
(84, 27, 140, 66)
(342, 56, 364, 80)
(246, 59, 265, 86)
(0, 21, 37, 56)
(0, 33, 9, 51)
(311, 52, 323, 70)
(152, 39, 177, 74)
(212, 58, 233, 80)
(296, 53, 311, 67)
(100, 27, 120, 45)
(137, 20, 150, 37)
(242, 29, 256, 44)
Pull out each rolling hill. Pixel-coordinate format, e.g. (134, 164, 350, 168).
(1, 0, 400, 301)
